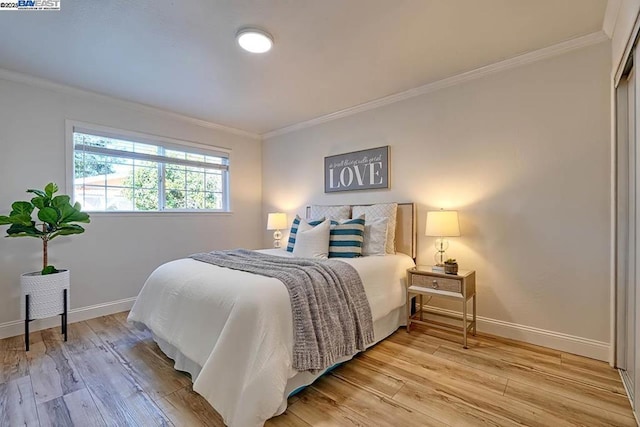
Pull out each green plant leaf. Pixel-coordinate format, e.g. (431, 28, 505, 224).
(44, 183, 59, 198)
(51, 195, 71, 208)
(38, 207, 60, 225)
(31, 196, 47, 210)
(59, 204, 90, 224)
(50, 224, 85, 239)
(10, 201, 33, 217)
(6, 213, 33, 226)
(6, 223, 42, 237)
(0, 215, 11, 225)
(41, 265, 59, 275)
(27, 189, 46, 198)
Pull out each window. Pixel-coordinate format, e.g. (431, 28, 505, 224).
(70, 123, 230, 212)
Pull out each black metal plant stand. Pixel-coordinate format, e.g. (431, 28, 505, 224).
(25, 288, 67, 351)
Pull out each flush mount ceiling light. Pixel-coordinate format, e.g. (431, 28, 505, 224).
(236, 28, 273, 53)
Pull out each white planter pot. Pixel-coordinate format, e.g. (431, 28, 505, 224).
(21, 269, 70, 320)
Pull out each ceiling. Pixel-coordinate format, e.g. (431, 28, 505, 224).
(0, 0, 608, 135)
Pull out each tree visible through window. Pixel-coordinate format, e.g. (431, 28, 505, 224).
(72, 127, 229, 212)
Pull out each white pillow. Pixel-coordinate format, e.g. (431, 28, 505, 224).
(286, 215, 325, 253)
(352, 203, 398, 254)
(292, 219, 330, 259)
(362, 217, 388, 256)
(310, 205, 351, 221)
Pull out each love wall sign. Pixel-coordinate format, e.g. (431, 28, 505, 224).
(324, 146, 389, 193)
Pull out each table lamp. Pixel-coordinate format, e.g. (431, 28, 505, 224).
(425, 209, 460, 272)
(267, 213, 288, 248)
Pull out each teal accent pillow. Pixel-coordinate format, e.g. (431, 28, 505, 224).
(328, 215, 365, 258)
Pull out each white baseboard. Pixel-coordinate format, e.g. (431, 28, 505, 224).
(422, 305, 610, 361)
(0, 297, 136, 340)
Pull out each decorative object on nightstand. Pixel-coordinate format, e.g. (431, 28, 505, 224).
(444, 258, 459, 274)
(0, 183, 91, 350)
(267, 212, 287, 248)
(406, 266, 476, 348)
(425, 209, 460, 273)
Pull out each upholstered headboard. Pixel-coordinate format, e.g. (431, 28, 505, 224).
(305, 202, 416, 260)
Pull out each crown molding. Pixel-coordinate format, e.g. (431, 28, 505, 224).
(263, 31, 609, 139)
(0, 68, 261, 140)
(603, 0, 622, 38)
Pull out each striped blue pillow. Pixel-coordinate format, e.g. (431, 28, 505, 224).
(287, 215, 325, 252)
(329, 216, 365, 258)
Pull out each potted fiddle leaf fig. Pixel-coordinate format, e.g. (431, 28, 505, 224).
(0, 183, 90, 320)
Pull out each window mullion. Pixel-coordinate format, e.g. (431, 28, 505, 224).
(159, 150, 166, 211)
(184, 164, 188, 210)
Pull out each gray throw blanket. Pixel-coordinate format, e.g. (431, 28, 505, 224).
(189, 249, 375, 372)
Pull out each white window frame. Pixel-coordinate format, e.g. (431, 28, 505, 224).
(65, 120, 232, 214)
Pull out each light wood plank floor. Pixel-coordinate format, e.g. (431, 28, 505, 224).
(0, 311, 635, 426)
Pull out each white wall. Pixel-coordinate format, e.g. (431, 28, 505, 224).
(0, 76, 262, 330)
(262, 42, 612, 358)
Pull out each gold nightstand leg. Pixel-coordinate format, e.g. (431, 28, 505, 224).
(406, 293, 411, 333)
(463, 297, 468, 349)
(419, 294, 423, 321)
(473, 294, 477, 336)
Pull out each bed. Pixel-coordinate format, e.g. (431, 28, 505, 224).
(128, 203, 416, 427)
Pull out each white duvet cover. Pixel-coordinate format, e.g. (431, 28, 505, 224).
(128, 249, 415, 427)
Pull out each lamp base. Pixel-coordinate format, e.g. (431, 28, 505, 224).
(434, 238, 449, 266)
(273, 230, 283, 248)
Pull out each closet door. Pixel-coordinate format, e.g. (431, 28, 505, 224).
(617, 45, 639, 413)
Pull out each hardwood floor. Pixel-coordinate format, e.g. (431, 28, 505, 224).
(0, 311, 635, 426)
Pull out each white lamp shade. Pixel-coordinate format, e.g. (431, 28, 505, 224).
(267, 213, 287, 230)
(425, 210, 460, 237)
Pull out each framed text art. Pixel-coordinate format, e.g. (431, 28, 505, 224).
(324, 146, 389, 193)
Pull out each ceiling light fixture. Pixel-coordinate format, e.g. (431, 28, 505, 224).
(236, 28, 273, 53)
